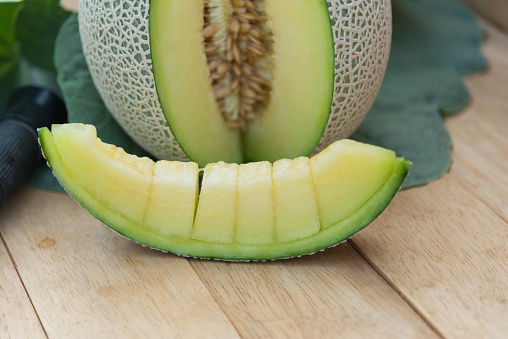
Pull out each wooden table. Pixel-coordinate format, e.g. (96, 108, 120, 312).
(2, 5, 508, 339)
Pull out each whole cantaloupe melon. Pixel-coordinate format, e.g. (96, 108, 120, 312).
(78, 0, 392, 166)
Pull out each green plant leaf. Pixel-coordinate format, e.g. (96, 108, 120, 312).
(0, 0, 70, 109)
(15, 0, 70, 72)
(0, 0, 23, 76)
(351, 0, 487, 188)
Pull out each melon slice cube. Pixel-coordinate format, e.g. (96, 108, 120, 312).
(144, 161, 199, 239)
(52, 124, 154, 226)
(310, 140, 396, 229)
(191, 162, 239, 244)
(235, 162, 275, 245)
(273, 157, 320, 243)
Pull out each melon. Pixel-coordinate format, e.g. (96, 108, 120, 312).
(38, 123, 410, 261)
(78, 0, 392, 166)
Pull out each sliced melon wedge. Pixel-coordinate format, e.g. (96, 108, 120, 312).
(39, 124, 410, 261)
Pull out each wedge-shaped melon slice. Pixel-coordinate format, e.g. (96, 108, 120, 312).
(39, 124, 410, 261)
(192, 162, 239, 244)
(236, 161, 275, 246)
(145, 161, 199, 239)
(273, 157, 320, 243)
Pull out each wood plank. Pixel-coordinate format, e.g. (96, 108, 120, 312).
(352, 176, 508, 338)
(0, 234, 46, 338)
(446, 21, 508, 222)
(190, 245, 438, 338)
(461, 0, 508, 32)
(0, 186, 240, 338)
(351, 22, 508, 338)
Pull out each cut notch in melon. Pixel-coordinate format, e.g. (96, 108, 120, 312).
(39, 123, 410, 261)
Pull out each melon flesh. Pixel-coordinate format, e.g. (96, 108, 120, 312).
(39, 124, 410, 261)
(242, 0, 335, 162)
(192, 162, 239, 244)
(145, 161, 199, 239)
(272, 157, 320, 243)
(150, 0, 243, 165)
(236, 161, 275, 245)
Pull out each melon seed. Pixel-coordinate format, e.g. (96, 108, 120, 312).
(204, 0, 273, 128)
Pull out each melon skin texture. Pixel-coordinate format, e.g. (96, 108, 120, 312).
(78, 0, 392, 166)
(39, 123, 410, 261)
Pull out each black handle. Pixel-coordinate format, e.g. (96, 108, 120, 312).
(0, 86, 66, 210)
(0, 118, 42, 210)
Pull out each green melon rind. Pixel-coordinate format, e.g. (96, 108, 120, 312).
(39, 127, 410, 261)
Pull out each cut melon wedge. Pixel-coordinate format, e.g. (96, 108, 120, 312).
(39, 124, 410, 261)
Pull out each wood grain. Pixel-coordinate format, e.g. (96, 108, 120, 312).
(0, 187, 240, 338)
(461, 0, 508, 32)
(190, 245, 438, 338)
(351, 21, 508, 339)
(0, 234, 46, 338)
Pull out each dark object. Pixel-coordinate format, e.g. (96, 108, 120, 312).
(0, 86, 67, 211)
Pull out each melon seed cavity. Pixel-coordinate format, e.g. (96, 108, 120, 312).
(203, 0, 274, 129)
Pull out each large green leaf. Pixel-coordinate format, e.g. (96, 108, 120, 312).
(45, 0, 486, 191)
(352, 0, 486, 188)
(0, 0, 23, 107)
(15, 0, 70, 72)
(0, 0, 22, 70)
(0, 0, 70, 109)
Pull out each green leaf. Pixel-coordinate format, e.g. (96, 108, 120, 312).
(54, 14, 150, 158)
(0, 0, 23, 76)
(0, 0, 70, 109)
(15, 0, 70, 71)
(0, 0, 22, 50)
(352, 0, 487, 188)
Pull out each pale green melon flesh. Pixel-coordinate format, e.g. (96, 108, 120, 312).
(149, 0, 334, 165)
(243, 0, 335, 162)
(272, 157, 321, 243)
(236, 161, 275, 245)
(310, 140, 398, 229)
(39, 124, 410, 261)
(145, 161, 199, 239)
(192, 162, 239, 244)
(51, 125, 155, 226)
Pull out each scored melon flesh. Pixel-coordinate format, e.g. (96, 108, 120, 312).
(39, 124, 410, 261)
(144, 161, 199, 239)
(273, 157, 321, 243)
(150, 0, 334, 165)
(235, 161, 275, 245)
(191, 162, 239, 244)
(51, 124, 154, 226)
(310, 140, 397, 229)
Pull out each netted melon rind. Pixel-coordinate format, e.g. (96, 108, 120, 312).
(78, 0, 391, 161)
(78, 0, 189, 161)
(315, 0, 392, 154)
